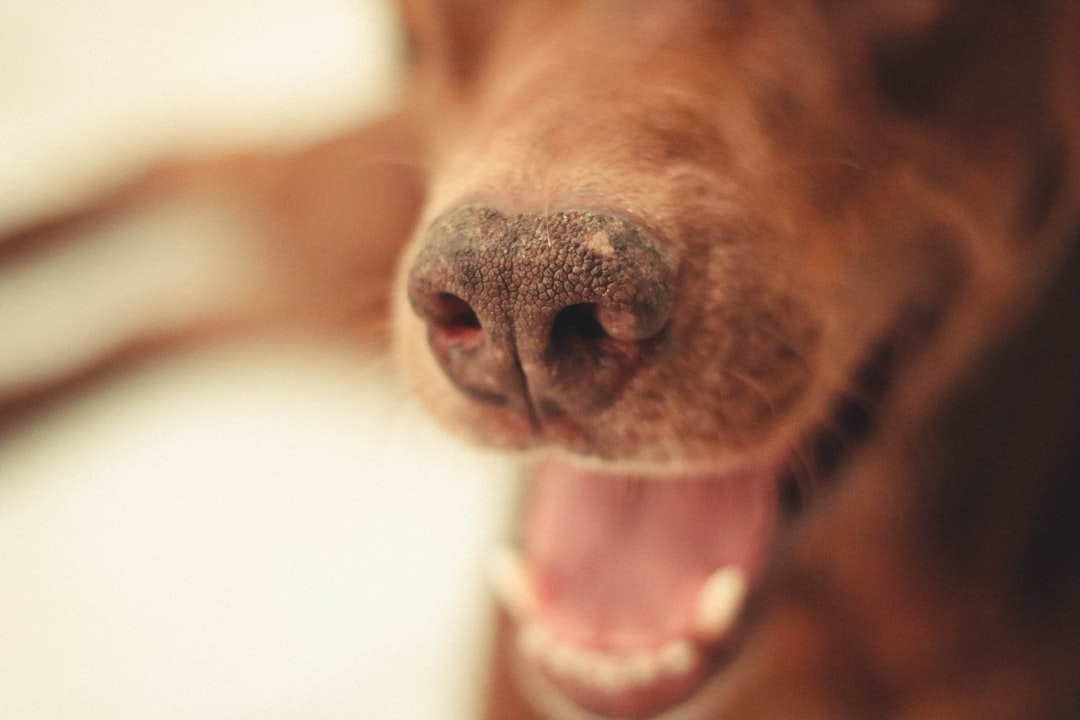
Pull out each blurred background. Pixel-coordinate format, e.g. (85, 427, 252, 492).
(0, 1, 518, 718)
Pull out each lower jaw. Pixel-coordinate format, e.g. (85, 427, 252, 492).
(513, 649, 731, 720)
(496, 457, 781, 719)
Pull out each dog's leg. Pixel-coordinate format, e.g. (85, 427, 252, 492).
(0, 114, 423, 429)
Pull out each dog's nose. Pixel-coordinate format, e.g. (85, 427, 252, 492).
(407, 207, 673, 422)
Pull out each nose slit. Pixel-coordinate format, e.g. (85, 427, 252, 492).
(554, 304, 608, 341)
(429, 293, 483, 343)
(407, 207, 674, 422)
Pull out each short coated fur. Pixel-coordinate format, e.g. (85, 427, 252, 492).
(6, 2, 1076, 719)
(391, 1, 1080, 719)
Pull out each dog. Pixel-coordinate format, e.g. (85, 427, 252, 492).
(390, 0, 1080, 718)
(4, 1, 1078, 719)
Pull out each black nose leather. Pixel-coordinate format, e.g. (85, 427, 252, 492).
(407, 207, 673, 422)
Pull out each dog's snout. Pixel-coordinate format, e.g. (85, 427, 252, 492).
(407, 207, 673, 422)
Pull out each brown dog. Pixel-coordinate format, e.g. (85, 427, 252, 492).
(391, 1, 1080, 719)
(4, 2, 1078, 719)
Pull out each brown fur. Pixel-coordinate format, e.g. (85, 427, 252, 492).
(5, 1, 1079, 718)
(394, 0, 1078, 470)
(714, 231, 1080, 719)
(392, 1, 1080, 718)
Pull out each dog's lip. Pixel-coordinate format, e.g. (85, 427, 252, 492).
(492, 453, 782, 718)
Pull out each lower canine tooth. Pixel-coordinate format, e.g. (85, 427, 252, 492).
(487, 544, 537, 620)
(693, 565, 747, 640)
(516, 623, 551, 661)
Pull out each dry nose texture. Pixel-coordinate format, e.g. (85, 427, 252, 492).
(407, 207, 674, 422)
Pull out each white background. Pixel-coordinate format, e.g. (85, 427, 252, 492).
(0, 2, 517, 718)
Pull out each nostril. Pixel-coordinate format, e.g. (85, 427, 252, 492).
(432, 292, 482, 332)
(426, 293, 485, 351)
(542, 302, 643, 417)
(548, 302, 643, 367)
(551, 304, 608, 349)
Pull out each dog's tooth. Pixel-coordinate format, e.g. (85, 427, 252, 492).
(516, 622, 552, 661)
(515, 627, 596, 684)
(547, 640, 586, 679)
(585, 656, 626, 692)
(693, 565, 747, 641)
(517, 629, 700, 693)
(584, 653, 642, 692)
(621, 650, 661, 686)
(487, 543, 537, 620)
(552, 645, 666, 691)
(656, 640, 697, 677)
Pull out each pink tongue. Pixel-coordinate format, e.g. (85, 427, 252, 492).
(522, 457, 778, 651)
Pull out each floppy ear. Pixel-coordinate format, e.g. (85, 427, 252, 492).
(713, 224, 1080, 719)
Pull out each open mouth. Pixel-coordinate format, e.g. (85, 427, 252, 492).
(492, 456, 780, 719)
(487, 306, 939, 720)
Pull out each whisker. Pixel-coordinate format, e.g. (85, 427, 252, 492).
(350, 157, 433, 174)
(778, 446, 814, 515)
(760, 154, 866, 178)
(542, 187, 554, 250)
(722, 367, 781, 422)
